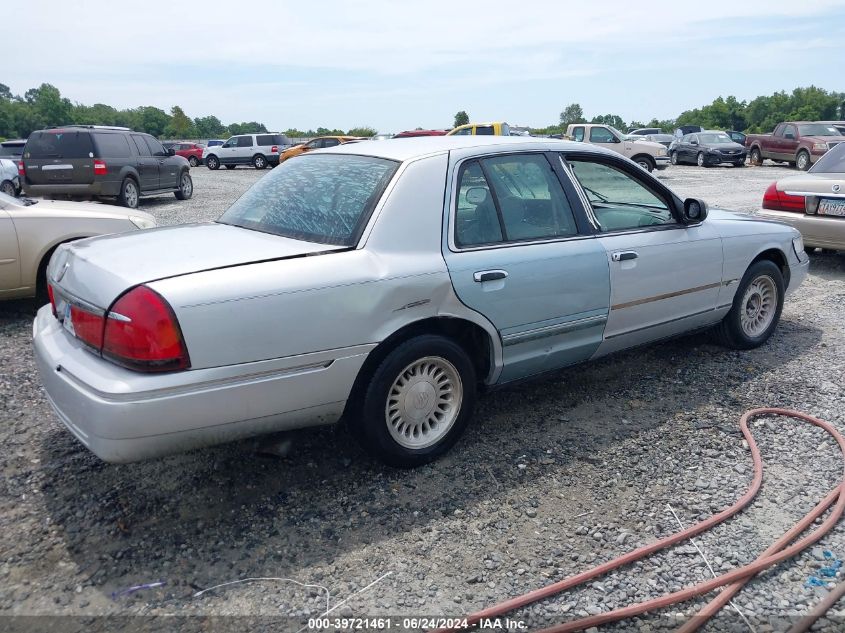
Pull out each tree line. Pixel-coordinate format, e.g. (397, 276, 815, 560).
(542, 86, 845, 135)
(2, 82, 843, 142)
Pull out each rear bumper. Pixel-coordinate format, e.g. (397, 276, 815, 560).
(33, 305, 371, 462)
(23, 181, 120, 198)
(756, 209, 845, 251)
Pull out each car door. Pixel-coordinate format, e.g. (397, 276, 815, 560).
(782, 124, 798, 160)
(442, 151, 610, 383)
(130, 134, 159, 191)
(218, 136, 238, 164)
(235, 135, 255, 164)
(0, 207, 21, 292)
(145, 136, 178, 189)
(563, 154, 723, 357)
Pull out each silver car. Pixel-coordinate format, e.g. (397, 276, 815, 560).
(33, 137, 809, 467)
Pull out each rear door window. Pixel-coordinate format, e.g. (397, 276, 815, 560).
(24, 130, 94, 159)
(322, 138, 341, 148)
(476, 126, 495, 136)
(237, 136, 254, 148)
(131, 135, 151, 156)
(92, 133, 132, 158)
(256, 135, 274, 146)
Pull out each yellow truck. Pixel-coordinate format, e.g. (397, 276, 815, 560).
(447, 122, 511, 136)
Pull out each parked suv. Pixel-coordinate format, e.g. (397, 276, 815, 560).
(202, 133, 289, 170)
(565, 123, 669, 171)
(21, 126, 193, 209)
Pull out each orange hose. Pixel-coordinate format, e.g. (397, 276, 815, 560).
(433, 409, 845, 633)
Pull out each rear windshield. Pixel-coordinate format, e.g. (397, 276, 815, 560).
(92, 132, 133, 158)
(809, 142, 845, 174)
(256, 134, 288, 146)
(24, 130, 94, 159)
(218, 154, 399, 246)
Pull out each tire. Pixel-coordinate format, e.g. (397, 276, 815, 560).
(174, 171, 193, 200)
(749, 147, 763, 166)
(205, 155, 219, 170)
(670, 152, 679, 166)
(0, 180, 14, 197)
(633, 156, 654, 172)
(252, 154, 267, 169)
(712, 260, 784, 350)
(697, 152, 707, 167)
(796, 150, 811, 171)
(225, 165, 236, 170)
(351, 334, 477, 468)
(188, 155, 199, 167)
(117, 178, 139, 209)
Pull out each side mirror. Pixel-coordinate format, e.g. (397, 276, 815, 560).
(682, 198, 708, 224)
(167, 148, 176, 156)
(612, 136, 621, 143)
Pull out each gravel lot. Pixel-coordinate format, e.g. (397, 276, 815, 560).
(1, 162, 844, 632)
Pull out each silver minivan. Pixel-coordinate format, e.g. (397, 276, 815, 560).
(202, 133, 289, 170)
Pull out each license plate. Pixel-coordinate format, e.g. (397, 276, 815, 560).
(818, 198, 845, 217)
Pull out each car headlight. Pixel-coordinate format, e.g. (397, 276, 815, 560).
(657, 148, 667, 156)
(792, 235, 805, 257)
(129, 215, 156, 230)
(813, 142, 827, 151)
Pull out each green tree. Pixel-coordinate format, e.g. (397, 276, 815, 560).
(228, 121, 268, 135)
(194, 115, 226, 138)
(164, 105, 195, 139)
(347, 126, 377, 137)
(559, 103, 586, 126)
(590, 114, 627, 130)
(453, 110, 469, 127)
(134, 106, 170, 137)
(24, 83, 73, 127)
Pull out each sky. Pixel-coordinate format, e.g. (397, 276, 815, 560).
(7, 0, 845, 133)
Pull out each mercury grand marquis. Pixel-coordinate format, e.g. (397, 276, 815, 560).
(33, 136, 809, 467)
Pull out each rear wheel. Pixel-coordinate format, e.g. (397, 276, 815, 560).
(352, 334, 476, 468)
(0, 180, 15, 197)
(713, 260, 784, 349)
(205, 155, 219, 170)
(796, 150, 811, 171)
(749, 147, 763, 166)
(118, 178, 139, 209)
(253, 154, 267, 169)
(188, 155, 199, 167)
(174, 171, 193, 200)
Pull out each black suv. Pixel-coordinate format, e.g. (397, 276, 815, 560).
(21, 125, 192, 208)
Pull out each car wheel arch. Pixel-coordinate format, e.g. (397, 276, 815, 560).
(342, 316, 496, 420)
(631, 154, 655, 170)
(750, 247, 790, 289)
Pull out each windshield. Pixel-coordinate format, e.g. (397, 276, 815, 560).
(699, 133, 733, 144)
(809, 142, 845, 174)
(798, 124, 842, 137)
(218, 154, 399, 246)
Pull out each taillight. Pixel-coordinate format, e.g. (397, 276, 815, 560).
(18, 161, 25, 176)
(762, 182, 804, 213)
(102, 286, 190, 372)
(270, 145, 278, 153)
(70, 305, 105, 349)
(47, 283, 57, 317)
(93, 159, 107, 175)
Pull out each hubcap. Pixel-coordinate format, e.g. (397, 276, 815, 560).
(1, 183, 13, 195)
(798, 154, 808, 169)
(740, 275, 777, 337)
(385, 356, 463, 450)
(256, 157, 265, 167)
(181, 174, 192, 196)
(125, 183, 137, 207)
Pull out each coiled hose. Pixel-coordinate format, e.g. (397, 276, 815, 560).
(434, 408, 845, 633)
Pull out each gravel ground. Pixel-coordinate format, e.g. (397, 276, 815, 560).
(1, 162, 844, 632)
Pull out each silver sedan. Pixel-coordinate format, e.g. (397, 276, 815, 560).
(33, 137, 809, 467)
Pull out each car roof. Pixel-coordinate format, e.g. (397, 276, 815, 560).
(317, 135, 610, 162)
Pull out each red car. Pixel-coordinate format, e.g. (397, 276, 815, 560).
(392, 129, 448, 138)
(168, 142, 206, 167)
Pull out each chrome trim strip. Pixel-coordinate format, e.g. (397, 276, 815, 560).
(784, 190, 845, 199)
(605, 307, 717, 339)
(611, 282, 721, 310)
(502, 314, 607, 346)
(41, 164, 74, 171)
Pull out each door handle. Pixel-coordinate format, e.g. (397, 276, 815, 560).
(611, 251, 638, 262)
(473, 270, 508, 282)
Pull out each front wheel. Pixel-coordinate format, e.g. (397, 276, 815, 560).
(634, 156, 654, 172)
(670, 151, 679, 165)
(352, 335, 477, 468)
(749, 148, 763, 166)
(0, 180, 15, 197)
(205, 155, 219, 170)
(713, 260, 784, 350)
(118, 178, 139, 209)
(188, 155, 199, 167)
(796, 150, 811, 171)
(697, 152, 707, 167)
(174, 171, 193, 200)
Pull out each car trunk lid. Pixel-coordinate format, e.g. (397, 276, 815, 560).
(49, 222, 347, 309)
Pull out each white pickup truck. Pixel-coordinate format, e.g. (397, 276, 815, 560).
(565, 124, 670, 172)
